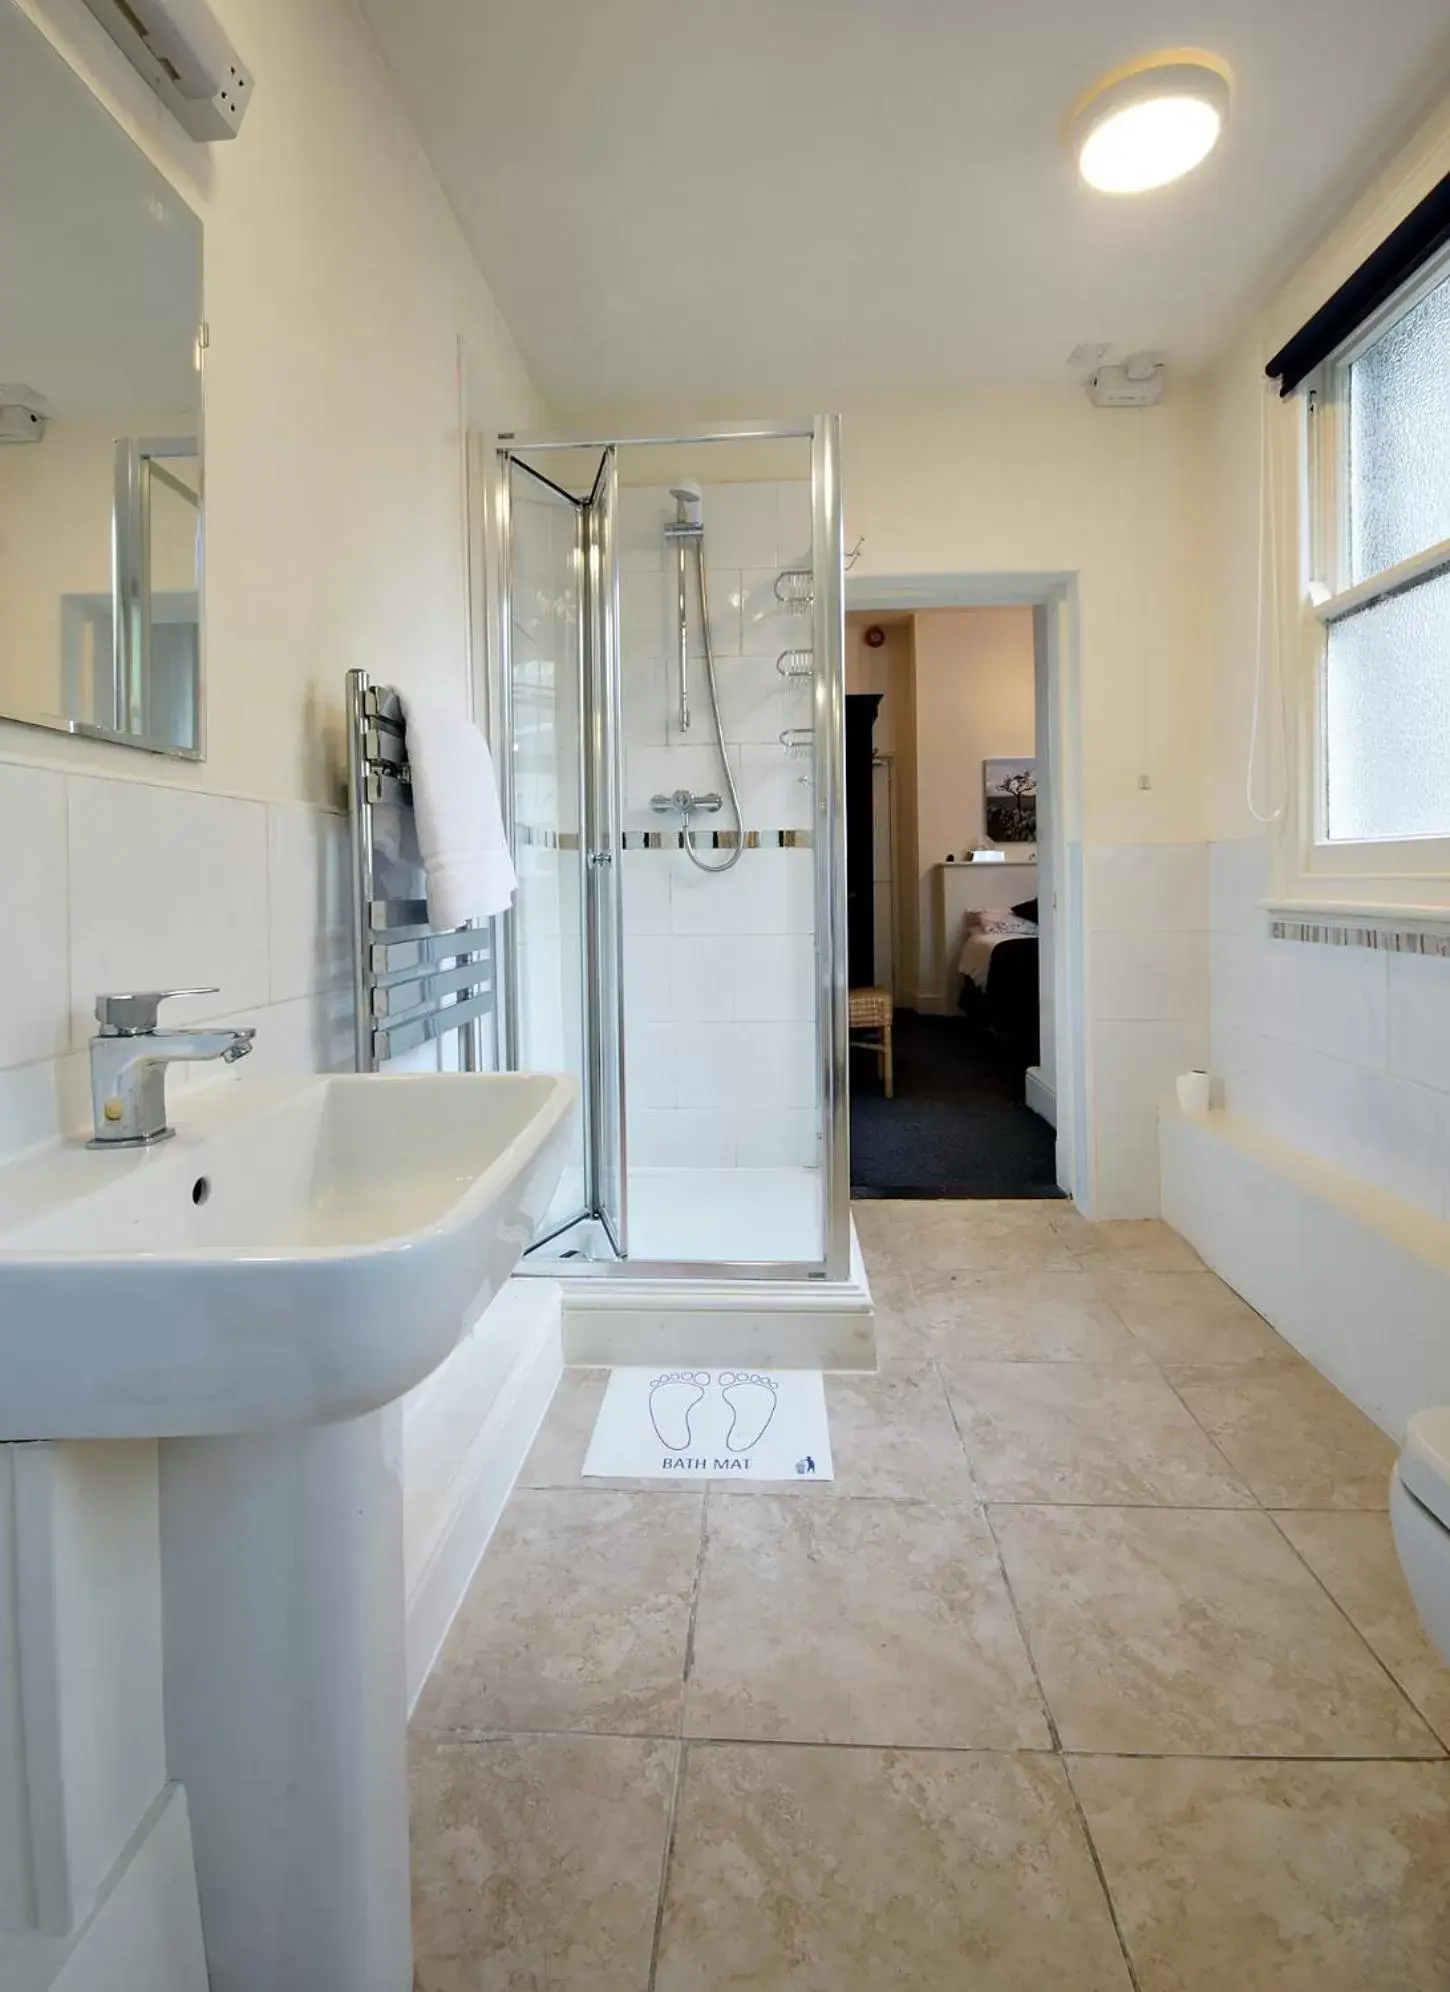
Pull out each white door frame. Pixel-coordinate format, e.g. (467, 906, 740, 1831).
(844, 573, 1088, 1206)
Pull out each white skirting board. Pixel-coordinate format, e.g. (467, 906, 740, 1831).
(1024, 1064, 1056, 1129)
(403, 1279, 563, 1711)
(1160, 1104, 1450, 1439)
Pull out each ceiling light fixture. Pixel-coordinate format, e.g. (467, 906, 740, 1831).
(1068, 50, 1232, 195)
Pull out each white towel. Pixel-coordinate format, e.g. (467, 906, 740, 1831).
(396, 689, 517, 929)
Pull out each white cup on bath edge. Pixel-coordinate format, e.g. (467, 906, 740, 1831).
(1176, 1070, 1211, 1114)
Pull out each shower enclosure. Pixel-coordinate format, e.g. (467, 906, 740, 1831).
(488, 419, 850, 1282)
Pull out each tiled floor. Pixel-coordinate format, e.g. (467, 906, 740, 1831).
(409, 1200, 1450, 1990)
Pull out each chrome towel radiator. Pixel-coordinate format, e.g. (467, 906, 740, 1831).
(345, 667, 494, 1073)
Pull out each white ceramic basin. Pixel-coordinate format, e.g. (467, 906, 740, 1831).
(0, 1071, 576, 1439)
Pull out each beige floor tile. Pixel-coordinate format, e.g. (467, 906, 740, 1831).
(1168, 1358, 1397, 1509)
(1055, 1218, 1204, 1271)
(686, 1497, 1050, 1748)
(943, 1361, 1252, 1506)
(861, 1267, 932, 1360)
(716, 1361, 972, 1502)
(910, 1268, 1147, 1363)
(517, 1368, 616, 1489)
(410, 1731, 676, 1992)
(1275, 1509, 1450, 1745)
(991, 1504, 1442, 1756)
(655, 1741, 1132, 1991)
(413, 1487, 703, 1736)
(1069, 1755, 1450, 1992)
(854, 1199, 1076, 1274)
(1092, 1269, 1292, 1365)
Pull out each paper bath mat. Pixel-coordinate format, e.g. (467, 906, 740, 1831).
(582, 1368, 834, 1483)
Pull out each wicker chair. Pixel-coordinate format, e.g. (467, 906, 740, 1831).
(848, 986, 894, 1098)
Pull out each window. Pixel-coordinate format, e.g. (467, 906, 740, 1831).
(1310, 254, 1450, 846)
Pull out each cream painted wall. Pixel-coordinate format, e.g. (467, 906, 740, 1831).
(5, 0, 541, 807)
(912, 606, 1035, 1001)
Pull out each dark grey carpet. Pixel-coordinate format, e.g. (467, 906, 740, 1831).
(850, 1009, 1063, 1200)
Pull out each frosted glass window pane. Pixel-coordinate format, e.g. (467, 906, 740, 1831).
(1348, 271, 1450, 582)
(1325, 566, 1450, 840)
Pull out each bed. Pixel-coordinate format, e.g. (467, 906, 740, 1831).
(956, 901, 1040, 1067)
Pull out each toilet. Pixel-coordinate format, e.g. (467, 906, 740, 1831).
(1391, 1407, 1450, 1663)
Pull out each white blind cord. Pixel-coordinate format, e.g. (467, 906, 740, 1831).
(1246, 378, 1289, 825)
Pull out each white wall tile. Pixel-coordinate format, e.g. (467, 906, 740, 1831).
(621, 850, 672, 935)
(625, 1018, 675, 1109)
(1096, 1019, 1207, 1116)
(671, 848, 788, 935)
(735, 1107, 819, 1169)
(670, 936, 737, 1021)
(66, 778, 270, 1046)
(0, 1048, 90, 1160)
(1095, 1110, 1161, 1218)
(624, 743, 722, 824)
(620, 568, 669, 660)
(740, 568, 807, 660)
(1088, 929, 1209, 1026)
(785, 849, 816, 936)
(714, 656, 790, 747)
(1388, 952, 1450, 1095)
(736, 744, 815, 833)
(1262, 939, 1387, 1067)
(672, 1019, 815, 1111)
(0, 763, 69, 1068)
(734, 934, 815, 1020)
(697, 483, 780, 569)
(628, 1106, 737, 1168)
(620, 652, 668, 749)
(776, 481, 812, 568)
(1209, 836, 1272, 934)
(623, 935, 672, 1026)
(617, 486, 667, 572)
(267, 805, 350, 1005)
(1088, 842, 1209, 932)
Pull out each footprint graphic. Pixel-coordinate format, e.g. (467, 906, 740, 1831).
(649, 1372, 709, 1451)
(718, 1372, 779, 1453)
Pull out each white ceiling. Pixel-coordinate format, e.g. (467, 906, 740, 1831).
(361, 0, 1450, 409)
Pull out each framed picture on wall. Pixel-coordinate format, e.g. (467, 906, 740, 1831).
(983, 758, 1037, 842)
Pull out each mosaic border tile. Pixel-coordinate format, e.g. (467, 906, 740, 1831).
(1271, 917, 1450, 958)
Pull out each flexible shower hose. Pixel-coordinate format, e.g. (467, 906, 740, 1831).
(683, 547, 747, 874)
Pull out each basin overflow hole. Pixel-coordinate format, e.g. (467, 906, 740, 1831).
(191, 1176, 211, 1207)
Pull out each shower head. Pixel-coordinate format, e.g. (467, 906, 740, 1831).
(667, 481, 703, 531)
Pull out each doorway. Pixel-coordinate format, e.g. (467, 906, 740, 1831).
(842, 580, 1081, 1201)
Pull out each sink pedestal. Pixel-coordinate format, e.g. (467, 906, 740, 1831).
(159, 1412, 412, 1992)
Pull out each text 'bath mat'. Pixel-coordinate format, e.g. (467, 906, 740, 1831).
(582, 1368, 834, 1482)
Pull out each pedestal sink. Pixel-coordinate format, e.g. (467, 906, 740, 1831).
(0, 1071, 576, 1992)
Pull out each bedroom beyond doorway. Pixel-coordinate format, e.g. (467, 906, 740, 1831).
(845, 600, 1064, 1200)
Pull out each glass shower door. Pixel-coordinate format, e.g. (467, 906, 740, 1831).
(505, 459, 590, 1238)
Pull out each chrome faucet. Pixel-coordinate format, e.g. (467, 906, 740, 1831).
(88, 989, 256, 1148)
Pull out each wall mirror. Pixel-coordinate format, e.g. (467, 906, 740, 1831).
(0, 3, 204, 758)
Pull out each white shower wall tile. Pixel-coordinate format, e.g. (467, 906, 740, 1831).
(615, 480, 820, 1183)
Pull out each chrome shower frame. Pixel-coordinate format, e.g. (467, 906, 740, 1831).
(489, 417, 851, 1284)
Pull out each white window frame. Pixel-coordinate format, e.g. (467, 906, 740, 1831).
(1292, 241, 1450, 897)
